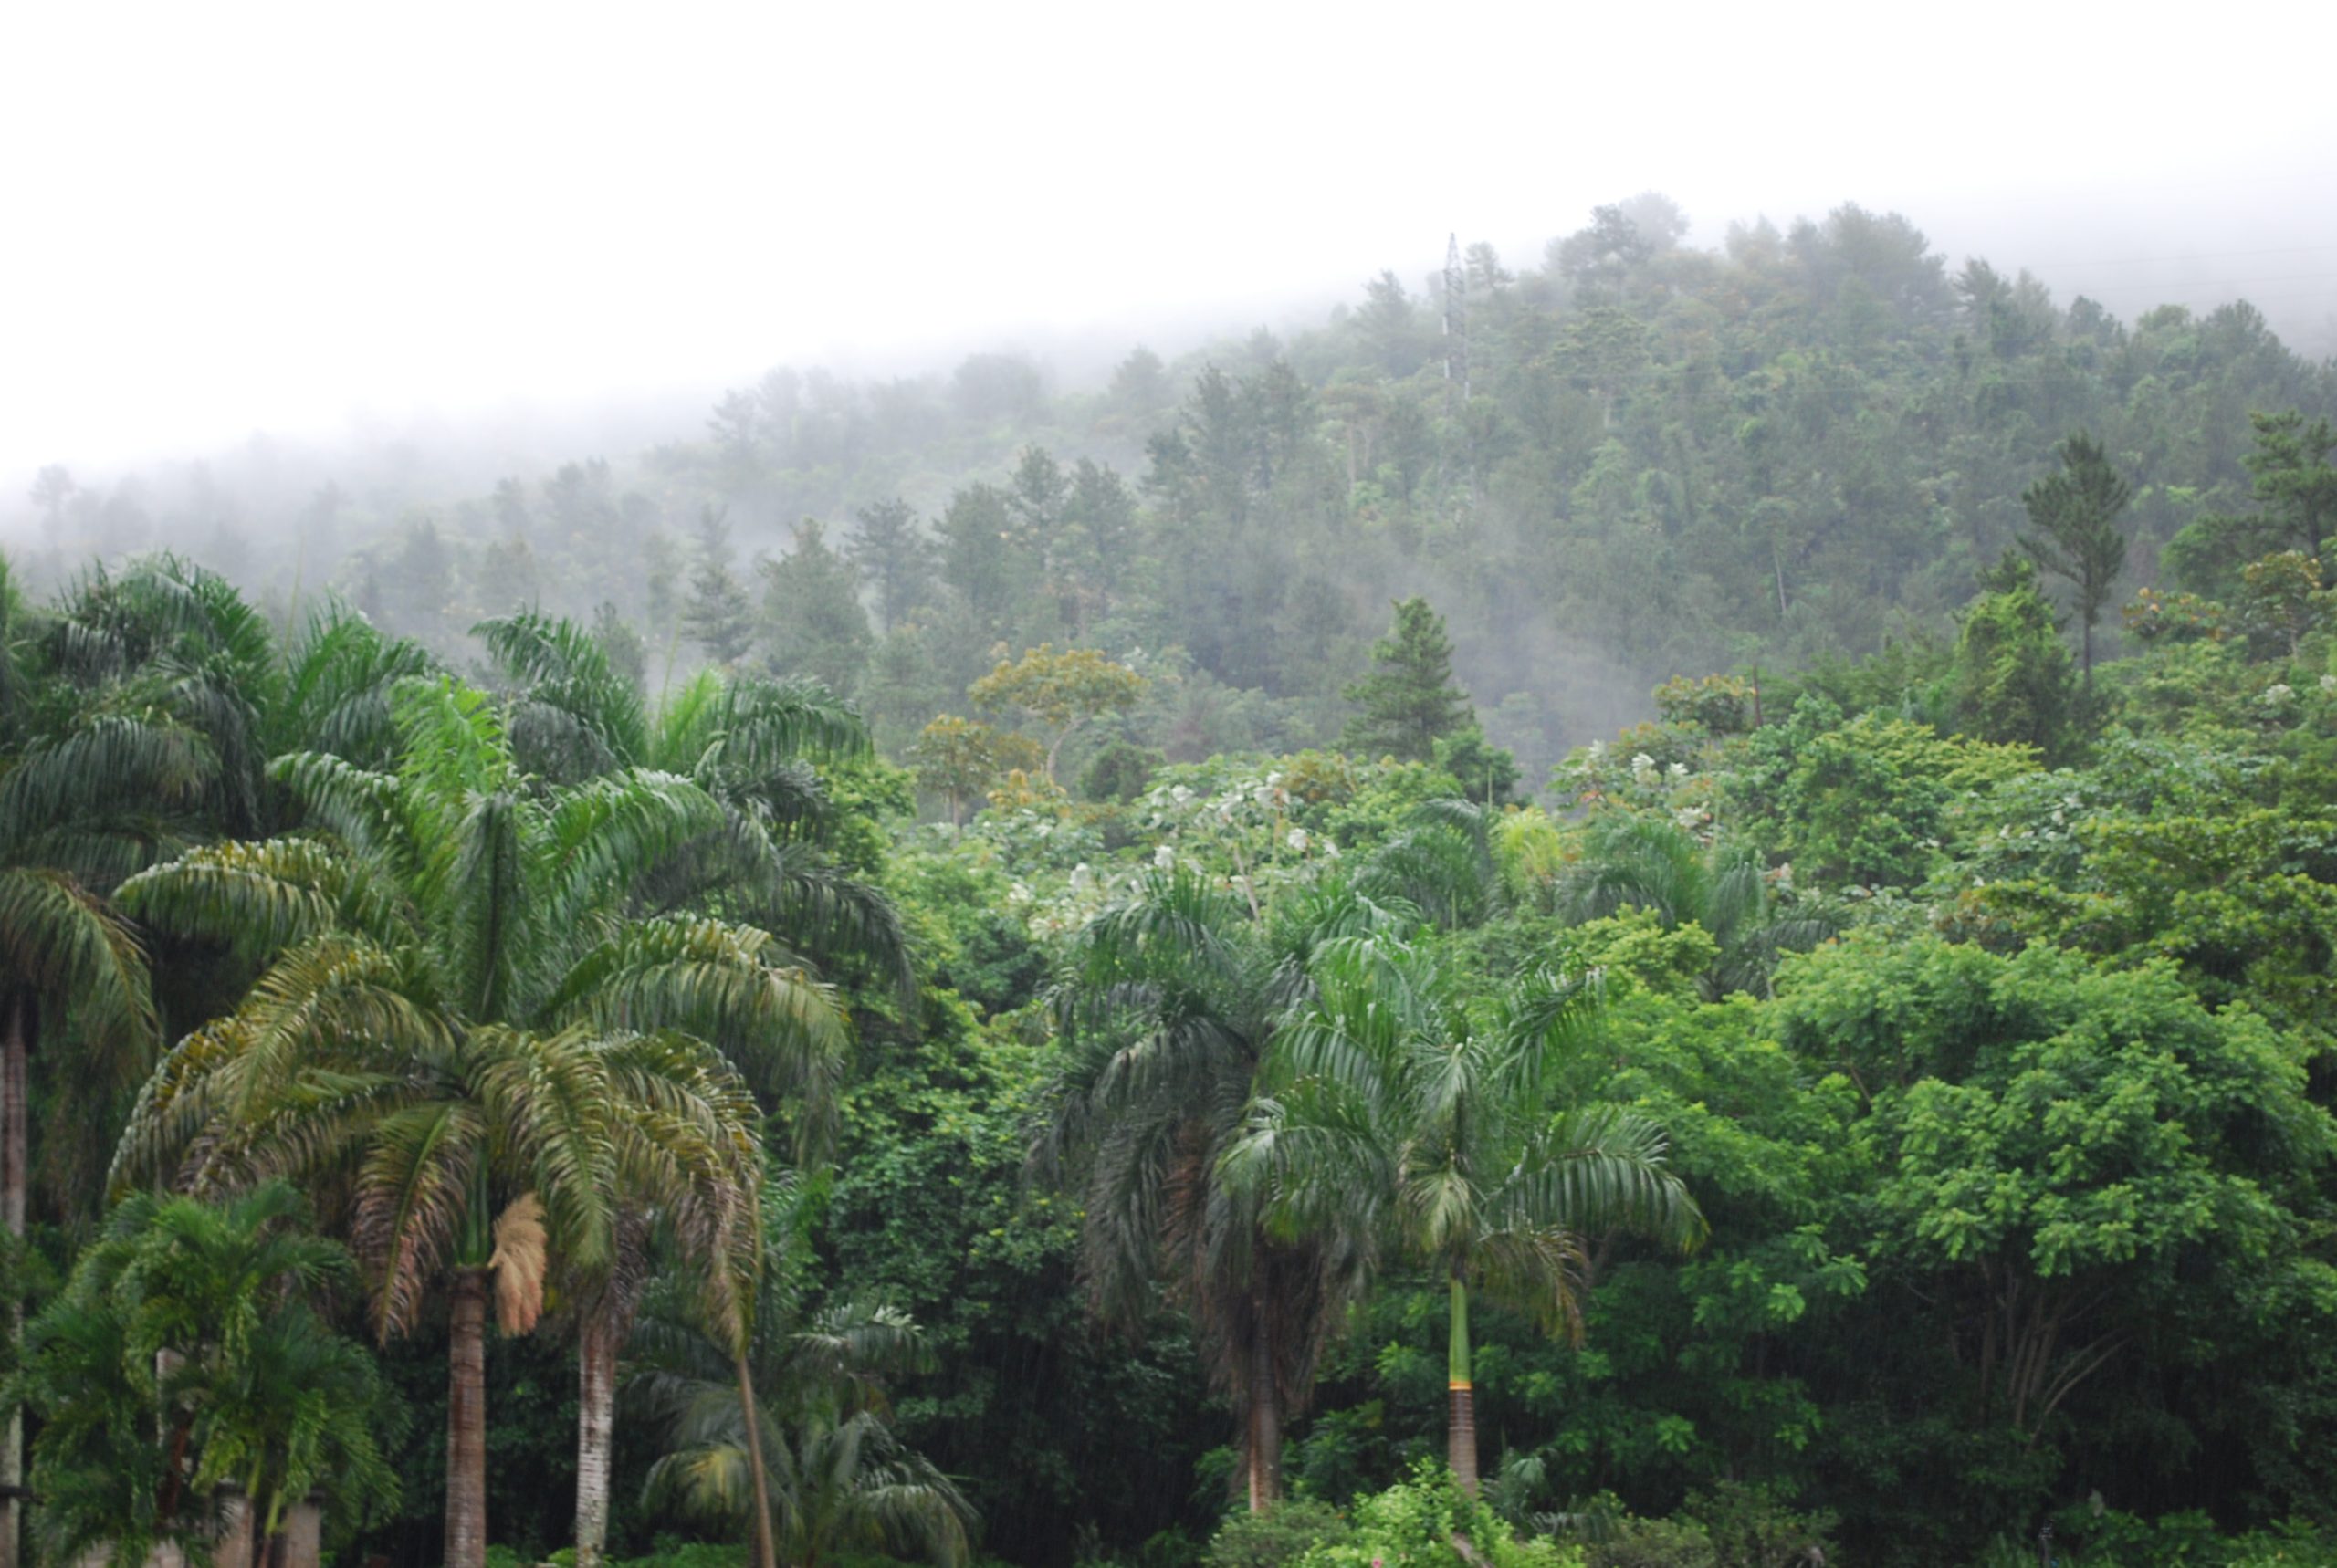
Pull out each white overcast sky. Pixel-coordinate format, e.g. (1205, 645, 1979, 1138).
(4, 0, 2333, 484)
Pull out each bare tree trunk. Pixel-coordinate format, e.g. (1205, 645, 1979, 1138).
(1244, 1320, 1281, 1511)
(213, 1487, 255, 1568)
(280, 1492, 323, 1568)
(735, 1355, 778, 1568)
(1447, 1272, 1479, 1495)
(574, 1306, 619, 1568)
(0, 996, 27, 1568)
(445, 1270, 491, 1568)
(1448, 1385, 1479, 1496)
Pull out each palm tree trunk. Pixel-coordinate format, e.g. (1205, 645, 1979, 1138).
(574, 1305, 619, 1568)
(1244, 1317, 1281, 1511)
(445, 1268, 491, 1568)
(735, 1354, 778, 1568)
(1447, 1271, 1478, 1495)
(0, 995, 27, 1568)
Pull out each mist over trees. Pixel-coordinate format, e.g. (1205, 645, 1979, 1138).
(13, 197, 2330, 787)
(10, 197, 2337, 1568)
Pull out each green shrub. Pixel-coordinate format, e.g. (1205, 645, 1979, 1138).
(1206, 1500, 1354, 1568)
(2226, 1521, 2337, 1568)
(1581, 1514, 1717, 1568)
(2051, 1506, 2222, 1566)
(607, 1540, 755, 1568)
(1679, 1482, 1834, 1568)
(1080, 739, 1165, 803)
(1294, 1465, 1582, 1568)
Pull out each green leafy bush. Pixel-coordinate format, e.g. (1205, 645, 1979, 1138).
(1580, 1515, 1716, 1568)
(1680, 1483, 1834, 1568)
(1206, 1500, 1355, 1568)
(1294, 1466, 1582, 1568)
(1081, 739, 1166, 803)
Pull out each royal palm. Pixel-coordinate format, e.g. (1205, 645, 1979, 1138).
(478, 611, 905, 1564)
(1226, 936, 1704, 1492)
(477, 610, 909, 994)
(113, 677, 836, 1568)
(1037, 869, 1399, 1509)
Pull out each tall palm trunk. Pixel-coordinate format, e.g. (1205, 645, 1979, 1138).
(0, 995, 26, 1568)
(1244, 1311, 1281, 1510)
(446, 1268, 491, 1568)
(578, 1211, 648, 1568)
(1447, 1271, 1478, 1495)
(575, 1305, 620, 1568)
(735, 1354, 778, 1568)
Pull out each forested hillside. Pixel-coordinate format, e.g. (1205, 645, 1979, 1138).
(8, 198, 2337, 1568)
(17, 198, 2333, 784)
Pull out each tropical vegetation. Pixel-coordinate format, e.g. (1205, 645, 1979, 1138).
(5, 197, 2337, 1568)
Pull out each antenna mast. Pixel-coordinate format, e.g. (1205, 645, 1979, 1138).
(1441, 233, 1469, 402)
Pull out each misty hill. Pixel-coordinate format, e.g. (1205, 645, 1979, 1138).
(13, 197, 2333, 783)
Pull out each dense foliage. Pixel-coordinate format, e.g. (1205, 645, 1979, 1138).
(6, 199, 2337, 1568)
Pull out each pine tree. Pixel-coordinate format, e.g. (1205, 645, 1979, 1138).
(845, 499, 933, 634)
(1341, 598, 1474, 762)
(1953, 558, 2078, 761)
(684, 505, 755, 666)
(758, 520, 873, 694)
(933, 483, 1032, 639)
(2019, 431, 2133, 683)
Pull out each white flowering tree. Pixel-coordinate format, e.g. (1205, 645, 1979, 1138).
(1136, 768, 1337, 918)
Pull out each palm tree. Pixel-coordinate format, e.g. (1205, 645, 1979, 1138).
(23, 563, 431, 1219)
(47, 557, 431, 834)
(1225, 936, 1705, 1493)
(1355, 797, 1502, 933)
(476, 610, 909, 994)
(46, 554, 282, 841)
(0, 554, 216, 1568)
(112, 676, 842, 1568)
(1563, 813, 1839, 1000)
(12, 1181, 402, 1568)
(631, 1193, 974, 1568)
(263, 597, 437, 777)
(1035, 868, 1401, 1509)
(570, 1037, 770, 1568)
(477, 611, 902, 1563)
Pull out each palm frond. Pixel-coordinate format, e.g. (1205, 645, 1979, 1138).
(0, 716, 210, 858)
(488, 1191, 549, 1334)
(539, 769, 728, 935)
(117, 837, 386, 961)
(477, 609, 651, 775)
(694, 674, 871, 773)
(435, 789, 529, 1022)
(1469, 1225, 1592, 1343)
(267, 752, 406, 872)
(1510, 1107, 1707, 1255)
(466, 1025, 615, 1277)
(0, 865, 156, 1050)
(552, 917, 847, 1148)
(273, 598, 436, 768)
(349, 1099, 484, 1338)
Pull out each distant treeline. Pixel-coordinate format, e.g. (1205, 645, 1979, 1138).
(15, 195, 2334, 785)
